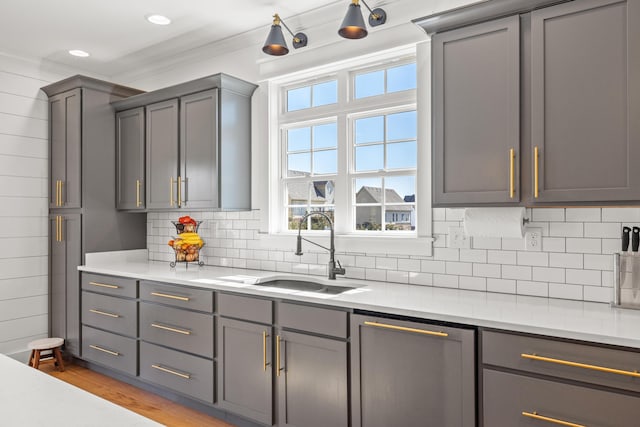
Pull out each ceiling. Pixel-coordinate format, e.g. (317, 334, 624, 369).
(0, 0, 342, 77)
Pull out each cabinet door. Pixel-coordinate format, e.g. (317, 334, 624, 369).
(531, 0, 640, 202)
(276, 330, 348, 427)
(180, 89, 219, 209)
(433, 16, 520, 206)
(351, 314, 475, 427)
(116, 108, 145, 210)
(49, 214, 81, 356)
(49, 88, 81, 209)
(217, 317, 273, 425)
(146, 99, 178, 209)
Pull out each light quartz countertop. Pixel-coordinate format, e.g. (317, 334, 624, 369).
(0, 353, 161, 426)
(80, 250, 640, 350)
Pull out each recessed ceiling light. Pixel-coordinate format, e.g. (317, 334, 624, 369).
(146, 14, 171, 25)
(68, 50, 90, 57)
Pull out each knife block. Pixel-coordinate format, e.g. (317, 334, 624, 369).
(613, 253, 640, 309)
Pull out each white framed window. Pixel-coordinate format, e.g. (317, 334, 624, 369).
(265, 45, 433, 255)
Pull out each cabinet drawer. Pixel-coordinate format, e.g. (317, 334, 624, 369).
(484, 369, 640, 427)
(218, 293, 272, 324)
(279, 302, 348, 339)
(140, 342, 214, 404)
(140, 281, 213, 313)
(82, 273, 137, 298)
(82, 292, 137, 337)
(139, 302, 213, 358)
(483, 330, 640, 393)
(82, 325, 137, 376)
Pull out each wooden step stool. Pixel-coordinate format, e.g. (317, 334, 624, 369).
(27, 337, 65, 371)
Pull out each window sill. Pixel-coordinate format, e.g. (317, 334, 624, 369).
(257, 232, 433, 257)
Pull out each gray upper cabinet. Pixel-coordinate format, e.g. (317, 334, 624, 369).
(146, 99, 179, 210)
(433, 16, 521, 206)
(49, 88, 81, 209)
(116, 107, 145, 210)
(351, 314, 475, 427)
(113, 73, 257, 211)
(530, 0, 640, 203)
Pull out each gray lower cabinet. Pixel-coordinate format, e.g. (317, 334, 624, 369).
(217, 316, 273, 425)
(276, 330, 348, 427)
(432, 15, 521, 206)
(146, 99, 179, 210)
(49, 213, 81, 356)
(82, 325, 137, 376)
(530, 0, 640, 203)
(116, 107, 145, 210)
(351, 314, 475, 427)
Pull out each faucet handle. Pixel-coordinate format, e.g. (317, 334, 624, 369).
(334, 260, 346, 276)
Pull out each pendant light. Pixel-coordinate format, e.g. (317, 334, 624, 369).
(338, 0, 387, 39)
(263, 14, 308, 56)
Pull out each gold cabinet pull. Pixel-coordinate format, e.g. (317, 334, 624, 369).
(58, 216, 63, 242)
(59, 180, 64, 206)
(89, 345, 120, 357)
(55, 180, 59, 206)
(89, 309, 120, 318)
(151, 323, 191, 335)
(263, 330, 270, 371)
(151, 364, 191, 379)
(89, 281, 120, 289)
(55, 216, 60, 242)
(521, 353, 640, 378)
(170, 177, 175, 207)
(150, 291, 190, 302)
(276, 335, 282, 377)
(136, 179, 142, 207)
(177, 176, 182, 207)
(364, 321, 449, 337)
(534, 146, 539, 198)
(522, 411, 585, 427)
(509, 148, 515, 198)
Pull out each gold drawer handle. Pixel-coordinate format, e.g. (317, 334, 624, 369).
(89, 282, 120, 289)
(136, 179, 142, 207)
(522, 411, 585, 427)
(364, 321, 449, 337)
(521, 353, 640, 378)
(151, 323, 191, 335)
(276, 335, 282, 377)
(534, 146, 540, 198)
(150, 292, 190, 302)
(509, 148, 515, 199)
(263, 330, 270, 371)
(89, 345, 120, 357)
(89, 309, 120, 318)
(151, 364, 191, 379)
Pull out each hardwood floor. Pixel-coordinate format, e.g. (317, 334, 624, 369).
(41, 362, 235, 427)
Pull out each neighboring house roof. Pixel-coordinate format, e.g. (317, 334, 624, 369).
(287, 180, 334, 204)
(356, 186, 414, 211)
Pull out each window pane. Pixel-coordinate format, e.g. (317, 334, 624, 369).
(355, 206, 382, 230)
(288, 206, 307, 230)
(311, 180, 335, 204)
(313, 149, 337, 175)
(355, 177, 382, 204)
(310, 208, 334, 230)
(287, 152, 311, 176)
(355, 70, 384, 99)
(387, 63, 417, 93)
(287, 182, 309, 205)
(288, 127, 311, 151)
(313, 123, 337, 149)
(387, 111, 417, 141)
(387, 141, 417, 169)
(355, 116, 384, 144)
(355, 145, 383, 172)
(385, 176, 415, 202)
(287, 86, 311, 111)
(313, 81, 337, 107)
(385, 205, 414, 231)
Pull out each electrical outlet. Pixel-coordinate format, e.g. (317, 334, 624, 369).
(448, 227, 470, 249)
(525, 228, 542, 251)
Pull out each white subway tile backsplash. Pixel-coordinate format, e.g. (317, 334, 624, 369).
(566, 269, 601, 286)
(472, 263, 501, 278)
(356, 256, 376, 268)
(584, 223, 621, 239)
(501, 238, 524, 251)
(387, 270, 409, 284)
(433, 274, 459, 289)
(601, 239, 620, 255)
(549, 283, 583, 300)
(433, 248, 459, 261)
(421, 260, 446, 274)
(583, 254, 613, 271)
(446, 261, 472, 276)
(487, 278, 516, 294)
(433, 208, 446, 221)
(532, 208, 565, 222)
(459, 249, 487, 263)
(517, 281, 549, 297)
(549, 253, 583, 269)
(565, 208, 601, 222)
(502, 265, 532, 281)
(397, 258, 421, 272)
(472, 236, 502, 250)
(409, 272, 433, 286)
(533, 267, 565, 283)
(488, 250, 517, 265)
(459, 276, 486, 291)
(583, 285, 612, 303)
(366, 269, 387, 282)
(516, 251, 549, 267)
(345, 267, 365, 280)
(549, 222, 583, 238)
(601, 208, 640, 222)
(376, 257, 398, 270)
(541, 237, 565, 253)
(566, 238, 601, 254)
(446, 208, 465, 221)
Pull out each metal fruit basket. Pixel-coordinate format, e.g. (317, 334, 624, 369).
(169, 220, 204, 268)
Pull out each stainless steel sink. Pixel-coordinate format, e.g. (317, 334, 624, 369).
(256, 279, 355, 295)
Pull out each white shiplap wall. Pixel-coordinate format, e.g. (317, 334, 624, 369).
(0, 54, 69, 358)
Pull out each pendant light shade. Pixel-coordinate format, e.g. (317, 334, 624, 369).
(338, 2, 367, 39)
(263, 14, 308, 56)
(338, 0, 387, 40)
